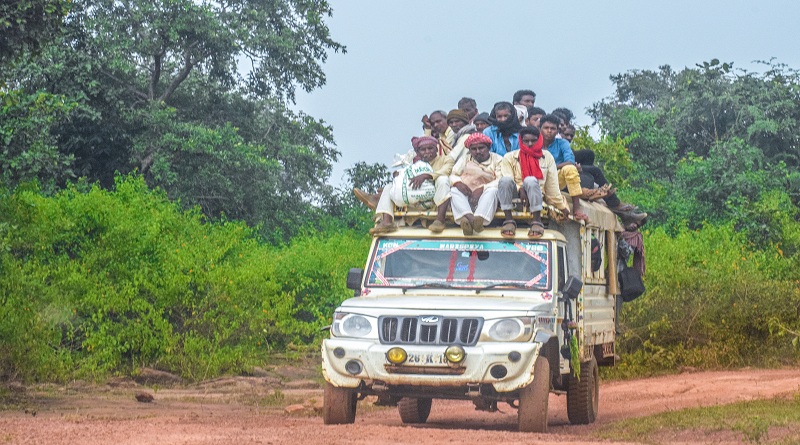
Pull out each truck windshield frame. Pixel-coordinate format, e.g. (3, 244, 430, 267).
(365, 238, 552, 291)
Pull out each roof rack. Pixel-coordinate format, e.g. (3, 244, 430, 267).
(391, 193, 623, 232)
(393, 202, 566, 224)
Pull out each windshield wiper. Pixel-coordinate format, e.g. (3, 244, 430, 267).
(402, 282, 459, 294)
(476, 283, 534, 293)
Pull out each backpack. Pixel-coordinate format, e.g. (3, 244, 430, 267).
(618, 267, 645, 302)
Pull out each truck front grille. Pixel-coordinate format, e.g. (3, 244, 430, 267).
(379, 316, 483, 346)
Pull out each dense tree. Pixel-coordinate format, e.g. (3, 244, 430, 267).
(591, 59, 800, 171)
(0, 0, 70, 70)
(5, 0, 346, 240)
(590, 59, 800, 231)
(321, 161, 391, 232)
(0, 90, 77, 190)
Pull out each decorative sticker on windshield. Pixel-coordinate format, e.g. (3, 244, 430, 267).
(366, 239, 551, 291)
(513, 242, 550, 288)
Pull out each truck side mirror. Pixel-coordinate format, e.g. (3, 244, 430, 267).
(346, 268, 363, 295)
(562, 276, 583, 300)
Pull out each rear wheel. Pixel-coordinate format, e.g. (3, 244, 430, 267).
(397, 397, 432, 424)
(566, 356, 599, 424)
(518, 356, 550, 433)
(323, 382, 357, 424)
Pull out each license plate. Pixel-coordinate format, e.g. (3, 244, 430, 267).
(405, 352, 448, 366)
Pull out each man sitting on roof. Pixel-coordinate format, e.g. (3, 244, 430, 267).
(573, 149, 648, 224)
(498, 126, 568, 238)
(421, 110, 454, 155)
(527, 106, 546, 129)
(370, 136, 454, 235)
(450, 133, 503, 236)
(457, 97, 478, 124)
(483, 101, 522, 156)
(473, 112, 491, 133)
(540, 114, 589, 223)
(512, 89, 536, 108)
(446, 109, 476, 164)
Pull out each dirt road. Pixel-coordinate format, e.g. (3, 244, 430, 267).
(2, 368, 799, 445)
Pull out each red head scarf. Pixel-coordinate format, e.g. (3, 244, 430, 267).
(411, 136, 438, 149)
(519, 133, 544, 180)
(464, 132, 492, 148)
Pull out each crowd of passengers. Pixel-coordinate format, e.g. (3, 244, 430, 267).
(354, 89, 647, 239)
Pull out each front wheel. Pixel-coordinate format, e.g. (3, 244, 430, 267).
(566, 356, 599, 424)
(397, 397, 432, 424)
(323, 382, 357, 424)
(518, 355, 550, 433)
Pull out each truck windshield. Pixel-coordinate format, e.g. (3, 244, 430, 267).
(366, 239, 551, 291)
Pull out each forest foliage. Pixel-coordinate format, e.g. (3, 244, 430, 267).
(0, 176, 370, 380)
(1, 3, 799, 381)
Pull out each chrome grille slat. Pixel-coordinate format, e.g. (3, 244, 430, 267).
(441, 319, 457, 343)
(379, 316, 483, 346)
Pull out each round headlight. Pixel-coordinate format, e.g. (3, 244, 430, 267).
(341, 315, 372, 337)
(445, 345, 466, 363)
(488, 319, 522, 341)
(386, 347, 407, 364)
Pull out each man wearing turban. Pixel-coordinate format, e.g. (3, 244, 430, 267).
(371, 136, 454, 234)
(446, 109, 477, 164)
(449, 133, 503, 235)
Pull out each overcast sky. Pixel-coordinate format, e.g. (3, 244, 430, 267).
(294, 0, 800, 185)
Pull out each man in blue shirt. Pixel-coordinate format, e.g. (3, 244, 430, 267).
(483, 101, 522, 156)
(540, 114, 589, 222)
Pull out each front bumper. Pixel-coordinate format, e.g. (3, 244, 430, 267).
(321, 338, 542, 393)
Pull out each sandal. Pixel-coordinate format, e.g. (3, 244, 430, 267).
(460, 219, 474, 236)
(528, 221, 544, 239)
(500, 220, 517, 238)
(472, 216, 486, 234)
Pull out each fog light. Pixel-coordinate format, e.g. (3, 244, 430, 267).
(386, 347, 407, 365)
(333, 347, 346, 358)
(490, 364, 508, 379)
(345, 360, 363, 375)
(508, 351, 522, 362)
(445, 345, 466, 364)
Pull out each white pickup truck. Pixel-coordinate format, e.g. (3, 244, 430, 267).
(321, 202, 622, 432)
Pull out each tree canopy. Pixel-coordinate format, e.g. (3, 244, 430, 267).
(3, 0, 346, 240)
(583, 59, 800, 236)
(0, 0, 70, 71)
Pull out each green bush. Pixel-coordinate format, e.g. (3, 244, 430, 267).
(612, 222, 800, 378)
(2, 171, 798, 383)
(0, 175, 370, 381)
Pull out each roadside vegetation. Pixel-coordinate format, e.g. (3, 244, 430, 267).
(1, 3, 799, 383)
(599, 396, 800, 444)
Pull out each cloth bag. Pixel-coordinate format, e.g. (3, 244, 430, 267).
(618, 267, 645, 302)
(391, 160, 436, 206)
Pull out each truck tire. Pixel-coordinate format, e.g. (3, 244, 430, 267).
(566, 356, 599, 424)
(518, 355, 550, 433)
(397, 397, 432, 424)
(323, 382, 357, 424)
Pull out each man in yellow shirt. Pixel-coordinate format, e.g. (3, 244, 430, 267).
(449, 133, 503, 235)
(498, 127, 569, 238)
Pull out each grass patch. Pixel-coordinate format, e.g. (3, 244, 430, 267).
(598, 396, 800, 444)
